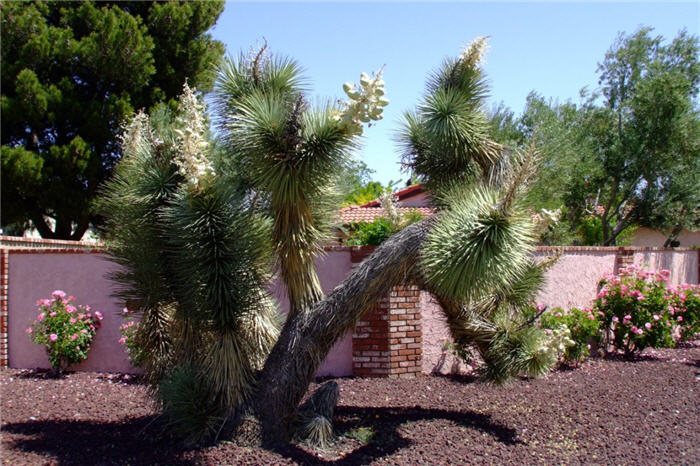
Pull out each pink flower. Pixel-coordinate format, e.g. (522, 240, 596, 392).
(80, 329, 88, 334)
(68, 296, 76, 301)
(25, 327, 32, 334)
(49, 312, 56, 317)
(612, 316, 619, 323)
(637, 295, 645, 301)
(536, 303, 545, 312)
(94, 311, 103, 321)
(636, 328, 644, 335)
(644, 323, 652, 329)
(70, 334, 78, 341)
(70, 318, 77, 324)
(75, 346, 80, 351)
(653, 315, 660, 321)
(66, 305, 76, 314)
(77, 313, 84, 319)
(51, 290, 66, 299)
(555, 312, 563, 318)
(118, 337, 127, 345)
(49, 334, 58, 341)
(37, 313, 45, 321)
(122, 307, 130, 316)
(677, 316, 683, 322)
(624, 314, 632, 321)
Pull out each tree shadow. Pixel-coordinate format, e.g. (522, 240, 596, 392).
(278, 405, 521, 465)
(2, 416, 195, 465)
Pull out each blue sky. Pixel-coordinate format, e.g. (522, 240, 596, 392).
(210, 1, 699, 185)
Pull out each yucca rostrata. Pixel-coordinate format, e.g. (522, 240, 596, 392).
(100, 38, 557, 448)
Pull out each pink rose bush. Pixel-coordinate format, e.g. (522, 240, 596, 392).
(593, 266, 699, 357)
(118, 308, 144, 366)
(534, 266, 699, 362)
(27, 291, 102, 372)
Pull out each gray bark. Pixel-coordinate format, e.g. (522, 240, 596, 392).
(253, 219, 433, 446)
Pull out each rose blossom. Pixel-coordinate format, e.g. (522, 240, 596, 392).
(37, 313, 45, 321)
(653, 315, 660, 321)
(66, 305, 76, 314)
(49, 334, 58, 341)
(49, 312, 56, 317)
(70, 334, 79, 341)
(644, 323, 652, 329)
(51, 290, 66, 299)
(677, 316, 683, 322)
(25, 327, 32, 334)
(118, 337, 127, 345)
(612, 316, 619, 323)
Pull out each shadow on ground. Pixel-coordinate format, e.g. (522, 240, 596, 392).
(2, 416, 194, 465)
(279, 405, 520, 465)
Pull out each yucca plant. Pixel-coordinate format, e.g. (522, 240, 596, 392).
(214, 47, 387, 317)
(100, 38, 554, 447)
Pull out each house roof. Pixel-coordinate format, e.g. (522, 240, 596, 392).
(360, 184, 425, 207)
(337, 206, 436, 224)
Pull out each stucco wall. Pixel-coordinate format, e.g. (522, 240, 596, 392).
(6, 246, 698, 376)
(270, 250, 355, 377)
(8, 253, 133, 372)
(633, 250, 698, 285)
(535, 250, 618, 310)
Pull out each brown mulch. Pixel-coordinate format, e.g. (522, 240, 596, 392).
(2, 343, 699, 465)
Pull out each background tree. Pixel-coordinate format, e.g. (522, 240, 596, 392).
(1, 0, 225, 239)
(487, 28, 699, 246)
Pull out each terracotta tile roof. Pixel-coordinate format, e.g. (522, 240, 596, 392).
(337, 206, 436, 224)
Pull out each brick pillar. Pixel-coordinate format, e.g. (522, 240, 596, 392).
(0, 249, 8, 368)
(352, 284, 422, 378)
(387, 284, 422, 378)
(615, 247, 634, 273)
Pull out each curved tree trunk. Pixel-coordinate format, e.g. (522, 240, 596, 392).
(254, 219, 433, 446)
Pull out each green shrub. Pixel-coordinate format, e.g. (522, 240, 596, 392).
(346, 209, 423, 246)
(539, 307, 600, 364)
(27, 291, 102, 372)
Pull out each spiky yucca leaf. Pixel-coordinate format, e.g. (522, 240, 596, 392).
(421, 185, 535, 303)
(161, 182, 274, 329)
(158, 364, 224, 447)
(399, 39, 503, 190)
(217, 50, 361, 317)
(482, 311, 555, 385)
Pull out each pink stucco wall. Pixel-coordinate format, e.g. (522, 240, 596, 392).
(9, 249, 356, 376)
(633, 250, 698, 285)
(534, 250, 618, 310)
(8, 253, 134, 372)
(269, 250, 355, 377)
(7, 246, 698, 376)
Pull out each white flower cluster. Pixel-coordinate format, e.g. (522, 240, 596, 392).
(532, 207, 562, 235)
(173, 83, 215, 189)
(379, 191, 401, 225)
(335, 70, 389, 135)
(120, 110, 151, 157)
(460, 36, 490, 68)
(538, 324, 575, 359)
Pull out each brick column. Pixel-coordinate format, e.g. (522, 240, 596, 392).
(615, 247, 635, 273)
(352, 284, 422, 378)
(387, 284, 422, 378)
(0, 249, 8, 368)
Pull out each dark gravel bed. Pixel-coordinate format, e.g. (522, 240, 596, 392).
(2, 343, 699, 465)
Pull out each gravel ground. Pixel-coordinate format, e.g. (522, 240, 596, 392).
(2, 343, 699, 465)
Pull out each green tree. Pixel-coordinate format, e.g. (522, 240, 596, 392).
(566, 28, 700, 245)
(1, 0, 225, 239)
